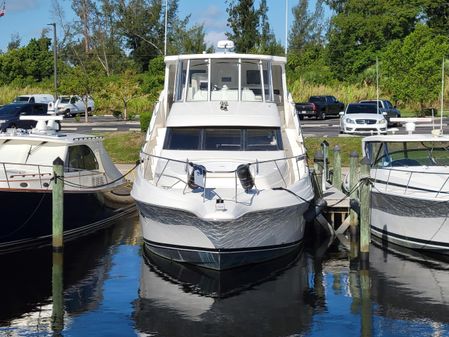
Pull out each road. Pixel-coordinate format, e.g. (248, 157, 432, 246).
(299, 116, 449, 137)
(61, 115, 449, 137)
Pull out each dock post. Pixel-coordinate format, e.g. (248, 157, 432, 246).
(349, 151, 359, 230)
(320, 140, 329, 191)
(332, 145, 342, 191)
(360, 269, 372, 337)
(313, 151, 324, 197)
(349, 151, 359, 264)
(51, 251, 64, 334)
(52, 157, 64, 251)
(359, 157, 371, 268)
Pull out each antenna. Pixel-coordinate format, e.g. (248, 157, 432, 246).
(284, 0, 288, 55)
(164, 0, 168, 56)
(441, 57, 445, 134)
(376, 56, 379, 115)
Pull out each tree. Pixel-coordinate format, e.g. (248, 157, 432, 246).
(382, 25, 449, 109)
(0, 37, 53, 85)
(256, 0, 283, 55)
(327, 0, 422, 81)
(59, 64, 103, 122)
(105, 69, 141, 120)
(226, 0, 259, 53)
(289, 0, 325, 53)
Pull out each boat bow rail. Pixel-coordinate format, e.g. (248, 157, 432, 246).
(139, 151, 309, 202)
(372, 166, 449, 198)
(0, 161, 114, 191)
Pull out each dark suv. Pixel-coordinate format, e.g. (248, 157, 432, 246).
(0, 103, 50, 131)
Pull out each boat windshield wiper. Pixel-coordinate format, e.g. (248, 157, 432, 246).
(25, 141, 47, 163)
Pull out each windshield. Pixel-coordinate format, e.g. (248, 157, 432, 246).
(346, 104, 379, 114)
(59, 97, 71, 103)
(13, 96, 29, 103)
(367, 141, 449, 167)
(163, 127, 283, 151)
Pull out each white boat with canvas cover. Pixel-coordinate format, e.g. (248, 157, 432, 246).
(131, 41, 314, 270)
(363, 121, 449, 253)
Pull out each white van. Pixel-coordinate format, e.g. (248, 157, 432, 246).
(55, 95, 95, 117)
(13, 94, 55, 104)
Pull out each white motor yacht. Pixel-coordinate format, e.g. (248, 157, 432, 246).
(363, 126, 449, 253)
(0, 115, 134, 252)
(131, 42, 314, 270)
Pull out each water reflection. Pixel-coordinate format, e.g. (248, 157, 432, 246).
(0, 215, 140, 335)
(2, 218, 449, 337)
(134, 245, 315, 337)
(369, 240, 449, 324)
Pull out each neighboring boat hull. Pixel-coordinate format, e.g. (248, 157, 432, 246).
(137, 202, 308, 270)
(370, 191, 449, 252)
(0, 189, 135, 252)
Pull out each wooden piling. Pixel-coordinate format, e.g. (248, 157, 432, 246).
(332, 145, 342, 191)
(51, 251, 64, 334)
(313, 151, 324, 197)
(320, 140, 329, 191)
(52, 157, 64, 251)
(349, 151, 359, 230)
(359, 157, 371, 267)
(360, 269, 372, 337)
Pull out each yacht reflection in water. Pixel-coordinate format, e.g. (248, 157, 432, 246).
(134, 246, 315, 337)
(0, 216, 140, 333)
(370, 240, 449, 325)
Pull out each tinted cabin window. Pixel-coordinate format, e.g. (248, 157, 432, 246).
(204, 129, 241, 150)
(163, 127, 283, 151)
(246, 128, 282, 151)
(66, 145, 99, 171)
(164, 128, 201, 150)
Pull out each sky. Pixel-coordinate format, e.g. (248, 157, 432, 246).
(0, 0, 301, 53)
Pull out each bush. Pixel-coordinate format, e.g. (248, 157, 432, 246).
(140, 110, 152, 132)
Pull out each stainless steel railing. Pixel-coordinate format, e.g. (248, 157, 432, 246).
(371, 166, 449, 198)
(140, 151, 309, 202)
(0, 161, 109, 190)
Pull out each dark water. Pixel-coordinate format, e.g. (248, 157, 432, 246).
(1, 216, 449, 337)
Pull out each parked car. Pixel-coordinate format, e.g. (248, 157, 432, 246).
(339, 103, 388, 135)
(0, 103, 60, 131)
(295, 95, 345, 120)
(12, 94, 54, 104)
(358, 99, 401, 126)
(55, 95, 95, 117)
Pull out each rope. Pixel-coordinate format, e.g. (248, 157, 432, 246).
(51, 160, 141, 189)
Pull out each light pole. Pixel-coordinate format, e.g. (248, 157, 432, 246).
(48, 23, 58, 99)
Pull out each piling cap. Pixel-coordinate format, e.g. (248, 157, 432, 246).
(314, 150, 324, 162)
(333, 145, 341, 152)
(361, 156, 371, 165)
(350, 151, 359, 158)
(53, 157, 64, 166)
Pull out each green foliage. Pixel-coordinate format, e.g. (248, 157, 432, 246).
(226, 0, 260, 53)
(0, 37, 53, 85)
(101, 131, 144, 163)
(382, 25, 449, 108)
(327, 0, 421, 81)
(304, 136, 362, 167)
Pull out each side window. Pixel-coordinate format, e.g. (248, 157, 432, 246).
(20, 105, 33, 115)
(32, 105, 47, 115)
(66, 145, 99, 171)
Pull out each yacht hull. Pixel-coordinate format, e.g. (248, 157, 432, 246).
(137, 202, 308, 270)
(0, 189, 135, 253)
(370, 191, 449, 252)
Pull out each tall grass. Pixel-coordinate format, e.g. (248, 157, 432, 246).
(0, 85, 52, 105)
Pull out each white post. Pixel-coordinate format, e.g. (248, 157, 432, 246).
(441, 57, 444, 133)
(164, 0, 168, 56)
(376, 57, 379, 115)
(285, 0, 288, 55)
